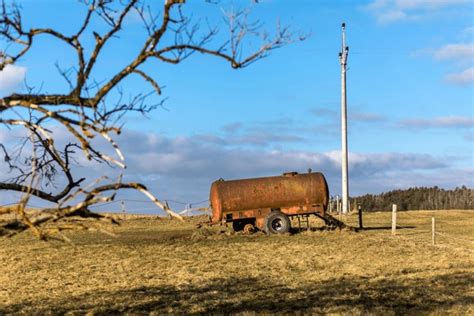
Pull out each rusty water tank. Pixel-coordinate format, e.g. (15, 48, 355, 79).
(209, 171, 329, 223)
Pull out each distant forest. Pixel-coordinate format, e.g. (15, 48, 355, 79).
(351, 186, 473, 211)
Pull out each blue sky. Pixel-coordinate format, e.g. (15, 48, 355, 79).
(0, 0, 473, 213)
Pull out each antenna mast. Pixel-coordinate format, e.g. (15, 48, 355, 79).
(339, 22, 349, 214)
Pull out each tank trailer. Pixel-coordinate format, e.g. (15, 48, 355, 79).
(209, 171, 347, 234)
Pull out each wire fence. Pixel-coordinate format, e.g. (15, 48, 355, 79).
(326, 204, 473, 253)
(86, 198, 211, 215)
(385, 206, 474, 253)
(0, 197, 211, 216)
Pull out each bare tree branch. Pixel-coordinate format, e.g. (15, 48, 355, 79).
(0, 0, 303, 239)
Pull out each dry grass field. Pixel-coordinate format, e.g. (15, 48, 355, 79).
(1, 210, 473, 314)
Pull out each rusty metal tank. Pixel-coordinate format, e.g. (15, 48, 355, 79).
(209, 171, 329, 224)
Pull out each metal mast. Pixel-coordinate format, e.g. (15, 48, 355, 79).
(339, 22, 349, 214)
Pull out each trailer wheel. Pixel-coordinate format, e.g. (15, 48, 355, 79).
(233, 220, 255, 232)
(264, 211, 290, 234)
(243, 223, 255, 234)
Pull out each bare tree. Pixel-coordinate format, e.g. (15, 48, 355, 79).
(0, 0, 302, 239)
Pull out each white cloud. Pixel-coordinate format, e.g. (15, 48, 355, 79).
(430, 42, 473, 85)
(111, 131, 472, 210)
(0, 65, 26, 96)
(311, 107, 386, 124)
(434, 43, 474, 62)
(446, 67, 474, 85)
(365, 0, 472, 24)
(221, 122, 243, 133)
(400, 115, 474, 128)
(396, 0, 470, 9)
(115, 131, 461, 191)
(1, 127, 472, 211)
(462, 26, 474, 37)
(350, 111, 386, 122)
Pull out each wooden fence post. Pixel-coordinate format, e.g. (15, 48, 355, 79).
(391, 204, 397, 235)
(337, 196, 342, 221)
(432, 217, 436, 245)
(358, 205, 363, 229)
(337, 196, 341, 214)
(165, 200, 172, 219)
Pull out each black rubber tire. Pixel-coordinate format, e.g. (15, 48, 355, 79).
(264, 211, 291, 234)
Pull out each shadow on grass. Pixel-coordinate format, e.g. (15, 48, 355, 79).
(291, 226, 335, 234)
(4, 272, 473, 314)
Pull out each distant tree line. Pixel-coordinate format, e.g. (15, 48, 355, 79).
(351, 186, 473, 211)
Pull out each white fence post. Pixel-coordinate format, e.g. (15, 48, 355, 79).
(392, 204, 397, 235)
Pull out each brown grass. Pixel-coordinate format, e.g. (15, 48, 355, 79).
(0, 210, 473, 314)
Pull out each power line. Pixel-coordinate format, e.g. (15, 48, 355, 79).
(189, 199, 209, 205)
(1, 197, 210, 211)
(88, 201, 120, 208)
(0, 202, 19, 207)
(118, 198, 209, 205)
